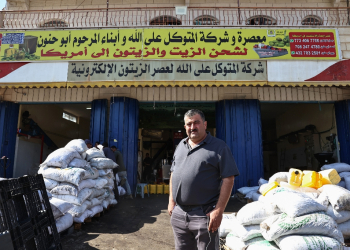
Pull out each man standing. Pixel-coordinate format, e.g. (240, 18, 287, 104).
(84, 139, 93, 149)
(168, 109, 240, 250)
(111, 146, 133, 200)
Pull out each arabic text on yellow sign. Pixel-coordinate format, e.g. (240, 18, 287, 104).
(0, 28, 339, 61)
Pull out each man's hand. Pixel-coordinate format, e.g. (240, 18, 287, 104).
(207, 208, 223, 233)
(168, 200, 176, 216)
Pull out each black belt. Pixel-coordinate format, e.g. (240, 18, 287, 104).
(177, 204, 202, 213)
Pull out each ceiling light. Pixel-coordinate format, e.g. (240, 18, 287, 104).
(86, 108, 91, 110)
(178, 130, 181, 132)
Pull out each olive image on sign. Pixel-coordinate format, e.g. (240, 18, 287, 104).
(253, 35, 290, 58)
(1, 35, 40, 61)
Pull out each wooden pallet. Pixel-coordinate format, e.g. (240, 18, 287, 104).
(84, 217, 92, 223)
(93, 213, 100, 218)
(73, 223, 82, 230)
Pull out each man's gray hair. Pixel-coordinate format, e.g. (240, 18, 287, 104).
(184, 109, 206, 122)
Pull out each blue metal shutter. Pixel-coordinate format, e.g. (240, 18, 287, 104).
(109, 97, 139, 193)
(0, 102, 19, 177)
(335, 100, 350, 163)
(216, 99, 263, 192)
(90, 99, 108, 144)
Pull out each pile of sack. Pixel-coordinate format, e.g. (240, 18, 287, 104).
(38, 139, 119, 232)
(221, 163, 350, 250)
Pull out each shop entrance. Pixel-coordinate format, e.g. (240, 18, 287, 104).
(260, 102, 337, 179)
(138, 102, 216, 184)
(13, 103, 91, 177)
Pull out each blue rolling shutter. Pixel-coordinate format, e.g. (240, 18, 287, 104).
(109, 97, 139, 193)
(0, 102, 19, 177)
(335, 100, 350, 164)
(216, 99, 263, 193)
(90, 99, 108, 144)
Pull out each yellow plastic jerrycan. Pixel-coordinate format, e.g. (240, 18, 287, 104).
(301, 171, 323, 189)
(262, 181, 279, 196)
(289, 168, 304, 187)
(319, 169, 341, 185)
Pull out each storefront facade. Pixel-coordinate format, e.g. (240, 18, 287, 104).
(0, 9, 350, 192)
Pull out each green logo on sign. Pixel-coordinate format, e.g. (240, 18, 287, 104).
(291, 51, 295, 55)
(290, 39, 294, 42)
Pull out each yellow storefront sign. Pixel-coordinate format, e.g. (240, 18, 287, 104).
(0, 28, 339, 61)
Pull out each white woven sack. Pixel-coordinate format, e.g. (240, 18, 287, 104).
(326, 205, 350, 224)
(225, 235, 277, 250)
(229, 216, 262, 241)
(55, 213, 73, 233)
(338, 181, 346, 188)
(87, 198, 102, 209)
(47, 190, 52, 199)
(52, 188, 93, 206)
(82, 165, 99, 180)
(44, 178, 59, 190)
(65, 139, 88, 154)
(77, 179, 96, 191)
(319, 184, 350, 211)
(90, 158, 118, 169)
(109, 198, 117, 205)
(73, 209, 92, 223)
(250, 192, 267, 203)
(89, 205, 103, 217)
(259, 183, 269, 194)
(275, 235, 343, 250)
(236, 201, 277, 225)
(101, 175, 114, 187)
(86, 148, 105, 161)
(81, 152, 87, 160)
(340, 172, 350, 178)
(98, 170, 107, 177)
(96, 189, 110, 201)
(321, 163, 350, 173)
(338, 219, 350, 237)
(41, 148, 81, 168)
(237, 186, 259, 196)
(269, 172, 289, 184)
(95, 177, 108, 189)
(345, 176, 350, 191)
(89, 188, 106, 200)
(109, 192, 115, 200)
(104, 185, 114, 191)
(295, 187, 320, 199)
(118, 186, 126, 196)
(102, 199, 110, 209)
(258, 178, 268, 186)
(51, 183, 78, 196)
(115, 173, 120, 185)
(68, 200, 92, 217)
(218, 213, 235, 238)
(50, 197, 74, 219)
(260, 213, 344, 243)
(317, 192, 330, 207)
(272, 190, 326, 217)
(39, 166, 85, 186)
(68, 158, 89, 169)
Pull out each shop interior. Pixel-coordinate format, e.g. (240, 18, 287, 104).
(261, 103, 338, 179)
(138, 102, 216, 184)
(13, 103, 91, 177)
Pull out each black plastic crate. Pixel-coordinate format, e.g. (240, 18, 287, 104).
(0, 175, 62, 250)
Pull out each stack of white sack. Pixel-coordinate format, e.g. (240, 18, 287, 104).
(321, 163, 350, 190)
(38, 139, 117, 227)
(224, 186, 345, 250)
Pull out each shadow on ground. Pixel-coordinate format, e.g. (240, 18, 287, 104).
(60, 195, 245, 250)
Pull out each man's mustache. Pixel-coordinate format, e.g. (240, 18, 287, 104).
(190, 129, 198, 133)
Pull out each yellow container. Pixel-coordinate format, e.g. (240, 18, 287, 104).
(262, 181, 279, 196)
(149, 184, 157, 194)
(289, 168, 304, 187)
(164, 185, 169, 194)
(301, 171, 323, 189)
(319, 169, 341, 185)
(156, 184, 164, 194)
(144, 185, 148, 194)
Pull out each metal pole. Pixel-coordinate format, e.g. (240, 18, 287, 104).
(40, 135, 44, 163)
(238, 0, 241, 25)
(2, 157, 7, 178)
(106, 0, 109, 26)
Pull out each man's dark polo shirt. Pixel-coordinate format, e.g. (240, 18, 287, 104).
(170, 132, 240, 206)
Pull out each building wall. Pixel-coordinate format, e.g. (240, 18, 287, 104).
(2, 86, 349, 103)
(6, 0, 340, 10)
